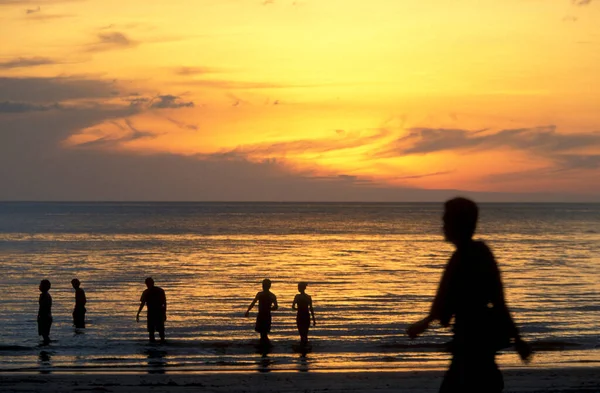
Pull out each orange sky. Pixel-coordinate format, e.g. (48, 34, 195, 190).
(1, 0, 599, 200)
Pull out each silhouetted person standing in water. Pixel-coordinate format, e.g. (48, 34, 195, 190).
(37, 279, 52, 345)
(292, 282, 316, 345)
(71, 279, 87, 328)
(245, 279, 278, 343)
(407, 197, 532, 393)
(136, 277, 167, 343)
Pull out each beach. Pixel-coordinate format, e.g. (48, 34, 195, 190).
(1, 368, 600, 392)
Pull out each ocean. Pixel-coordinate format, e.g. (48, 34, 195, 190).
(0, 202, 598, 373)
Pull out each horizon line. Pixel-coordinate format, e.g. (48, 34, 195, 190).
(1, 200, 599, 204)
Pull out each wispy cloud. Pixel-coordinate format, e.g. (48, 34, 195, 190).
(25, 13, 75, 21)
(149, 95, 194, 109)
(0, 57, 57, 69)
(213, 129, 391, 159)
(174, 66, 221, 76)
(379, 125, 600, 178)
(163, 116, 198, 131)
(25, 5, 40, 13)
(73, 118, 158, 149)
(0, 76, 118, 102)
(0, 101, 62, 113)
(0, 0, 82, 5)
(572, 0, 593, 5)
(86, 31, 137, 52)
(485, 154, 600, 184)
(183, 79, 327, 90)
(395, 170, 455, 180)
(380, 126, 600, 156)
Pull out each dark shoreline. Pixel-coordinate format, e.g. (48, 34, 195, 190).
(1, 368, 599, 393)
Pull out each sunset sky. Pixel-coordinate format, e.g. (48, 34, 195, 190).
(1, 0, 599, 201)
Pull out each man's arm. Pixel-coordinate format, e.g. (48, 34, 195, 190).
(488, 251, 532, 362)
(292, 295, 297, 310)
(162, 289, 167, 321)
(407, 258, 455, 338)
(76, 289, 86, 307)
(271, 294, 278, 311)
(309, 296, 316, 326)
(136, 292, 146, 322)
(245, 294, 258, 317)
(37, 294, 43, 318)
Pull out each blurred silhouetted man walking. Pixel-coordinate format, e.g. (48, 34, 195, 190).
(136, 277, 167, 343)
(407, 197, 532, 393)
(245, 278, 278, 343)
(71, 278, 87, 328)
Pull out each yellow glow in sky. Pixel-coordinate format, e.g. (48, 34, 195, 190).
(1, 0, 600, 199)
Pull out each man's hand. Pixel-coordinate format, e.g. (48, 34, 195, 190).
(313, 321, 317, 327)
(515, 338, 533, 363)
(407, 318, 430, 339)
(244, 311, 249, 318)
(136, 314, 140, 323)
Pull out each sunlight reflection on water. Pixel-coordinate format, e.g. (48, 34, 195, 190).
(0, 202, 599, 372)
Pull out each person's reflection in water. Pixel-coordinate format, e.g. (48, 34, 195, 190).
(254, 340, 273, 373)
(146, 348, 168, 374)
(407, 197, 533, 393)
(296, 352, 310, 372)
(258, 353, 273, 373)
(38, 350, 52, 374)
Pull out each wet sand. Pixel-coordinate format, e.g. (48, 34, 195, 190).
(1, 368, 599, 392)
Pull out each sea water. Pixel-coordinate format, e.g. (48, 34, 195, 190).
(0, 202, 598, 373)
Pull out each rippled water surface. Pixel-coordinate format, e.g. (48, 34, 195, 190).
(0, 202, 599, 373)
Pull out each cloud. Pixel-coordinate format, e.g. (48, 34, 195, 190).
(563, 15, 578, 22)
(572, 0, 593, 5)
(25, 13, 75, 21)
(217, 129, 390, 158)
(149, 95, 194, 109)
(382, 125, 600, 182)
(555, 154, 600, 171)
(395, 170, 455, 180)
(382, 126, 600, 156)
(0, 76, 117, 102)
(25, 5, 40, 13)
(163, 116, 198, 131)
(0, 101, 62, 113)
(0, 57, 57, 69)
(0, 0, 82, 5)
(484, 154, 600, 184)
(174, 66, 221, 76)
(86, 31, 137, 52)
(183, 79, 325, 90)
(0, 100, 597, 201)
(73, 118, 157, 148)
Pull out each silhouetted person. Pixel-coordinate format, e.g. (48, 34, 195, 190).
(407, 197, 532, 393)
(245, 278, 278, 343)
(71, 278, 87, 328)
(292, 282, 316, 345)
(136, 277, 167, 343)
(37, 279, 52, 345)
